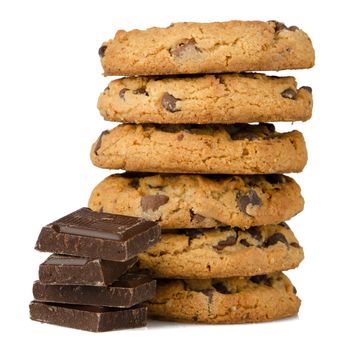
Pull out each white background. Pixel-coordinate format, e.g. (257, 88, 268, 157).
(1, 0, 349, 348)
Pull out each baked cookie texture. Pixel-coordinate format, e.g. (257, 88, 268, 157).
(88, 173, 304, 229)
(90, 123, 308, 174)
(148, 273, 300, 323)
(98, 73, 313, 124)
(138, 223, 304, 278)
(99, 20, 315, 76)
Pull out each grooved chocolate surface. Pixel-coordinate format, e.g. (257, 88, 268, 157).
(29, 301, 147, 332)
(32, 273, 156, 308)
(35, 208, 160, 261)
(39, 254, 138, 286)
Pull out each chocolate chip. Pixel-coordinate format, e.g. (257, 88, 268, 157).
(98, 45, 107, 58)
(293, 286, 297, 294)
(189, 209, 205, 223)
(250, 275, 272, 286)
(213, 282, 230, 294)
(141, 195, 169, 212)
(290, 242, 301, 248)
(129, 178, 140, 189)
(250, 275, 267, 284)
(161, 92, 180, 112)
(263, 233, 289, 247)
(288, 26, 299, 31)
(237, 189, 262, 215)
(281, 88, 297, 100)
(265, 174, 286, 185)
(119, 88, 129, 100)
(94, 130, 110, 155)
(177, 134, 184, 141)
(270, 20, 287, 32)
(169, 38, 201, 58)
(279, 222, 290, 229)
(214, 234, 237, 250)
(200, 288, 214, 302)
(133, 87, 149, 96)
(246, 227, 262, 241)
(52, 224, 61, 233)
(192, 315, 198, 322)
(239, 239, 251, 247)
(301, 86, 312, 93)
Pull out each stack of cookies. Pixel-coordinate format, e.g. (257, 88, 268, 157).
(90, 20, 314, 324)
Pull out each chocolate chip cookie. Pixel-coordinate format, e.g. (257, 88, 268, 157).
(90, 123, 308, 174)
(98, 73, 312, 124)
(99, 20, 314, 76)
(88, 173, 304, 229)
(138, 223, 303, 278)
(148, 273, 300, 323)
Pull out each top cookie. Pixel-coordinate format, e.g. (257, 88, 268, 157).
(99, 20, 315, 76)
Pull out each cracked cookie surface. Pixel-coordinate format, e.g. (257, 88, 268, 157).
(88, 173, 304, 229)
(90, 123, 308, 174)
(99, 20, 314, 76)
(148, 272, 300, 323)
(138, 223, 304, 278)
(98, 73, 312, 124)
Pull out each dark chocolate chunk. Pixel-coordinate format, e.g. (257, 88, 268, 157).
(293, 286, 297, 294)
(271, 20, 287, 32)
(141, 195, 169, 212)
(250, 275, 272, 286)
(129, 178, 140, 189)
(119, 88, 129, 99)
(237, 189, 262, 215)
(265, 174, 286, 184)
(213, 282, 231, 294)
(133, 87, 149, 96)
(279, 222, 290, 229)
(246, 227, 262, 241)
(35, 208, 160, 262)
(161, 92, 180, 112)
(213, 234, 237, 250)
(39, 254, 138, 286)
(189, 209, 205, 223)
(301, 86, 312, 93)
(177, 134, 184, 141)
(29, 301, 147, 332)
(32, 273, 156, 308)
(239, 239, 252, 247)
(290, 242, 301, 248)
(98, 45, 107, 58)
(94, 130, 110, 155)
(263, 233, 289, 247)
(169, 38, 202, 57)
(250, 275, 267, 284)
(288, 26, 299, 31)
(281, 88, 297, 100)
(200, 288, 214, 302)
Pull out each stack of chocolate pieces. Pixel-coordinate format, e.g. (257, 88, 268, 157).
(89, 20, 315, 323)
(30, 207, 160, 331)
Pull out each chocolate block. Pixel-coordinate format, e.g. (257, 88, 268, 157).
(29, 301, 147, 332)
(39, 254, 137, 286)
(35, 207, 160, 261)
(33, 273, 156, 308)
